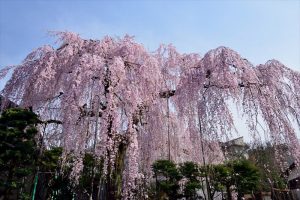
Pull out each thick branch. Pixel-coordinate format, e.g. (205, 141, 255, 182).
(159, 90, 176, 98)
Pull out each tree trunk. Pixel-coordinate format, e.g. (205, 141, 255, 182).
(113, 142, 127, 199)
(105, 139, 127, 200)
(237, 191, 244, 200)
(3, 169, 14, 200)
(226, 185, 232, 200)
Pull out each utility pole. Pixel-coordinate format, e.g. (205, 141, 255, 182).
(159, 89, 175, 161)
(198, 114, 212, 200)
(197, 81, 212, 200)
(167, 96, 171, 160)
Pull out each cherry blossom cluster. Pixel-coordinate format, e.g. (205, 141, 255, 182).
(1, 32, 299, 199)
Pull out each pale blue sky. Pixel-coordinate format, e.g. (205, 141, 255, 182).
(0, 0, 299, 72)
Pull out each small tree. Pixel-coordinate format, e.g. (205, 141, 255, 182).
(0, 108, 39, 199)
(208, 164, 233, 200)
(179, 161, 202, 199)
(230, 159, 260, 200)
(201, 160, 260, 200)
(152, 160, 181, 199)
(35, 147, 63, 200)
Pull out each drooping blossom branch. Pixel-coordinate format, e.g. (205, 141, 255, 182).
(1, 32, 299, 199)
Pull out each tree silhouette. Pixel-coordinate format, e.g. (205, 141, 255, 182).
(0, 108, 39, 199)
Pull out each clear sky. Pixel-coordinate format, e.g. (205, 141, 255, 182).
(0, 0, 299, 71)
(0, 0, 299, 141)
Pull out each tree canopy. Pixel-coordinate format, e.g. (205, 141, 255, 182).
(0, 31, 299, 199)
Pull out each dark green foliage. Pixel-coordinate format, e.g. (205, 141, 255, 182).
(0, 108, 73, 200)
(152, 160, 181, 199)
(205, 160, 260, 200)
(0, 108, 39, 199)
(179, 162, 202, 199)
(184, 181, 202, 199)
(179, 161, 200, 182)
(38, 147, 63, 172)
(206, 164, 233, 199)
(216, 159, 260, 200)
(151, 159, 261, 200)
(35, 147, 63, 200)
(231, 159, 260, 194)
(210, 164, 233, 188)
(79, 153, 96, 190)
(152, 160, 182, 182)
(47, 173, 75, 200)
(0, 108, 107, 200)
